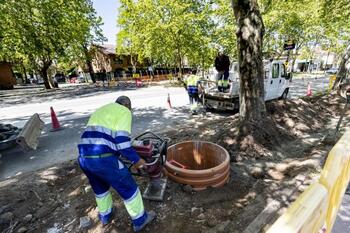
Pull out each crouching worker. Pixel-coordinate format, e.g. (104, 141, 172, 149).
(77, 96, 156, 232)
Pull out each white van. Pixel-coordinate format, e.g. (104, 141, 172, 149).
(203, 60, 291, 111)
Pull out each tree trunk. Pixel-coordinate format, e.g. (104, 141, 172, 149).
(130, 54, 137, 74)
(83, 45, 96, 83)
(291, 59, 296, 72)
(308, 42, 318, 73)
(333, 44, 350, 89)
(177, 57, 183, 78)
(324, 51, 330, 71)
(290, 42, 303, 72)
(291, 48, 299, 73)
(41, 69, 51, 89)
(177, 49, 183, 78)
(19, 73, 25, 84)
(87, 61, 96, 83)
(40, 61, 53, 89)
(202, 56, 205, 78)
(22, 64, 28, 84)
(181, 58, 185, 77)
(232, 0, 266, 122)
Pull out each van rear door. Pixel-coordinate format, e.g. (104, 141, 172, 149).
(278, 63, 290, 97)
(266, 63, 281, 100)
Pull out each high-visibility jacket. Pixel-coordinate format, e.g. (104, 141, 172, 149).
(78, 103, 140, 164)
(184, 75, 201, 94)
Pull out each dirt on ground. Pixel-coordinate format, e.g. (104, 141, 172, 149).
(0, 93, 349, 233)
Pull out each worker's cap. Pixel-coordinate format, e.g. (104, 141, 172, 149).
(116, 96, 131, 110)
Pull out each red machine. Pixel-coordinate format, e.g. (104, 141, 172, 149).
(122, 132, 169, 201)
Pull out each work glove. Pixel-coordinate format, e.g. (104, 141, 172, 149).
(133, 158, 146, 169)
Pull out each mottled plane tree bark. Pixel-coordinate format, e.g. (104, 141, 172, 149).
(333, 44, 350, 89)
(232, 0, 266, 123)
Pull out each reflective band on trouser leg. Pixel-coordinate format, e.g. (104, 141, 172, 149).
(190, 103, 198, 111)
(218, 80, 223, 87)
(124, 189, 147, 227)
(218, 80, 228, 88)
(95, 191, 113, 220)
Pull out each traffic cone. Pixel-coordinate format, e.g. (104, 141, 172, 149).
(50, 107, 62, 131)
(307, 82, 312, 96)
(136, 79, 143, 87)
(167, 93, 172, 108)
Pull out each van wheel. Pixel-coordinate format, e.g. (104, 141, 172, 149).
(280, 89, 289, 100)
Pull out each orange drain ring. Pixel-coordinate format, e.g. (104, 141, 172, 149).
(165, 141, 230, 191)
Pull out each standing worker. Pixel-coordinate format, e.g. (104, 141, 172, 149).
(183, 70, 201, 114)
(78, 96, 156, 232)
(215, 50, 230, 92)
(148, 64, 154, 79)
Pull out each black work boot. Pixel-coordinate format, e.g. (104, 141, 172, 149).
(133, 211, 156, 232)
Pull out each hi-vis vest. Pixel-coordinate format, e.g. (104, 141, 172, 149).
(184, 75, 201, 94)
(78, 103, 139, 164)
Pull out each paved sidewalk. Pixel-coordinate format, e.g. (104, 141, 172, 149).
(333, 187, 350, 233)
(332, 95, 350, 233)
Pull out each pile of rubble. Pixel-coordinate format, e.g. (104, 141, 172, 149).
(0, 123, 19, 141)
(0, 123, 20, 150)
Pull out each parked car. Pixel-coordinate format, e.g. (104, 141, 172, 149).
(37, 78, 44, 85)
(77, 75, 86, 83)
(69, 77, 77, 83)
(55, 73, 67, 83)
(325, 68, 338, 74)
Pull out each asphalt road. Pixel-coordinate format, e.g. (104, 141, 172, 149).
(289, 75, 330, 98)
(0, 86, 189, 128)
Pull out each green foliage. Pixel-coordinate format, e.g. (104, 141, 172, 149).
(261, 0, 317, 57)
(256, 0, 350, 65)
(0, 0, 104, 87)
(321, 0, 350, 27)
(117, 0, 236, 70)
(2, 0, 350, 84)
(117, 0, 350, 68)
(211, 0, 237, 59)
(320, 0, 350, 54)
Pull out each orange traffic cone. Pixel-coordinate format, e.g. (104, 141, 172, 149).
(306, 82, 312, 96)
(167, 93, 172, 108)
(50, 107, 62, 131)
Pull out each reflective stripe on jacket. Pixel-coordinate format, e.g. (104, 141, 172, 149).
(78, 103, 140, 164)
(184, 75, 201, 94)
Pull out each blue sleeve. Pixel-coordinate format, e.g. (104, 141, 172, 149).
(115, 136, 140, 164)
